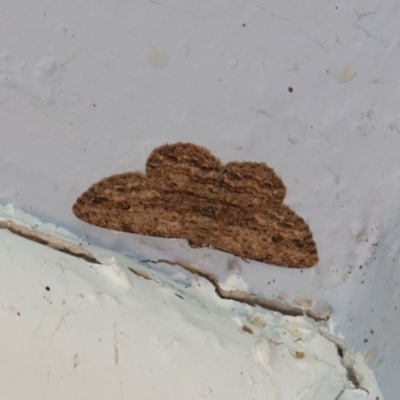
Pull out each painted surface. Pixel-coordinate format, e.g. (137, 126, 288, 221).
(1, 1, 399, 396)
(0, 219, 382, 399)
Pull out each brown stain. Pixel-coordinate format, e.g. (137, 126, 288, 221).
(242, 325, 254, 334)
(73, 143, 318, 268)
(293, 351, 305, 359)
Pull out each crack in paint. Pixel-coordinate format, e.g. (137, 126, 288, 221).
(139, 258, 329, 322)
(0, 220, 100, 264)
(0, 219, 328, 321)
(319, 329, 370, 394)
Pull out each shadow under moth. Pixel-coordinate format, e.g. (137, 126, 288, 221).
(73, 143, 318, 268)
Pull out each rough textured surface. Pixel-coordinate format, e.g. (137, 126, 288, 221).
(73, 143, 318, 268)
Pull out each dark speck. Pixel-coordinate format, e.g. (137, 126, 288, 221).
(93, 104, 96, 107)
(242, 23, 246, 27)
(363, 338, 368, 343)
(288, 87, 293, 93)
(17, 312, 20, 316)
(45, 286, 50, 291)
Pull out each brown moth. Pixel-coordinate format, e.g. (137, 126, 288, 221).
(73, 143, 318, 268)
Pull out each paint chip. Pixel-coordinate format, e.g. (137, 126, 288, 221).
(73, 143, 318, 268)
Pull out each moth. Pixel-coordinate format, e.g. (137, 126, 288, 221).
(73, 143, 318, 268)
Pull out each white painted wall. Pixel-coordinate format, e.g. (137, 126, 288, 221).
(1, 1, 399, 396)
